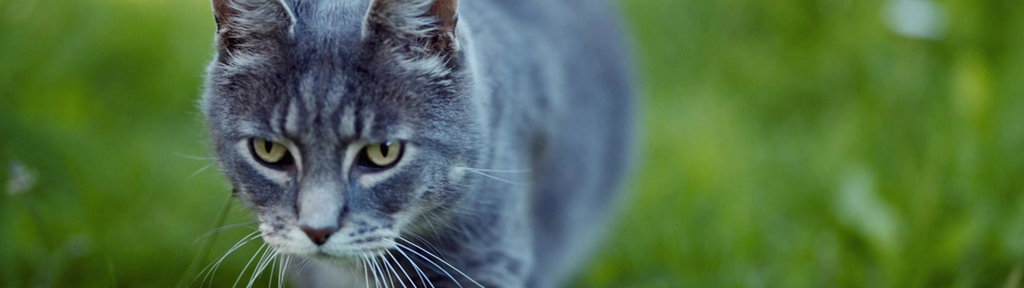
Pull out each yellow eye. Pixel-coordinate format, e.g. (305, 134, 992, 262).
(251, 138, 292, 165)
(360, 142, 403, 168)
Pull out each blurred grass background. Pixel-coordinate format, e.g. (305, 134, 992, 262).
(1, 0, 1022, 287)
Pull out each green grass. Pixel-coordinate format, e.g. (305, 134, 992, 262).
(2, 0, 1024, 287)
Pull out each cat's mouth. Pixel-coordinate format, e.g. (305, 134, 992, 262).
(308, 247, 391, 261)
(298, 237, 398, 260)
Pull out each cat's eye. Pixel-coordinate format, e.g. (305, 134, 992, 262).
(250, 138, 294, 167)
(358, 142, 403, 169)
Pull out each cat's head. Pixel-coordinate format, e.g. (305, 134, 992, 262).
(201, 0, 483, 259)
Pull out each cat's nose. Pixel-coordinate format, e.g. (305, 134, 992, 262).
(300, 225, 337, 246)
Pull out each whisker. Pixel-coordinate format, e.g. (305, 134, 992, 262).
(391, 243, 432, 286)
(380, 254, 399, 288)
(247, 248, 277, 288)
(260, 250, 277, 286)
(298, 257, 313, 276)
(196, 231, 261, 286)
(416, 215, 445, 246)
(192, 221, 260, 246)
(395, 242, 461, 288)
(278, 255, 289, 288)
(405, 233, 444, 257)
(365, 255, 380, 288)
(398, 237, 484, 288)
(243, 247, 266, 288)
(454, 167, 531, 173)
(385, 249, 415, 286)
(233, 242, 268, 288)
(255, 249, 276, 288)
(361, 256, 372, 288)
(186, 163, 215, 182)
(372, 256, 388, 288)
(181, 197, 240, 288)
(265, 251, 277, 288)
(457, 168, 529, 186)
(175, 152, 216, 161)
(382, 251, 411, 288)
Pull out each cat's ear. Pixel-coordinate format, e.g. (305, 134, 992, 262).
(211, 0, 295, 57)
(363, 0, 460, 55)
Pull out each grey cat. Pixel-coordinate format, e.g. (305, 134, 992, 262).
(200, 0, 635, 287)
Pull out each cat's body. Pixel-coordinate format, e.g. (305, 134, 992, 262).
(201, 0, 635, 287)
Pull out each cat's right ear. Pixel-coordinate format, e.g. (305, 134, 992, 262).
(363, 0, 460, 56)
(211, 0, 295, 58)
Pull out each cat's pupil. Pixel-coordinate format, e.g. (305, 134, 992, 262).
(379, 143, 390, 157)
(262, 142, 273, 154)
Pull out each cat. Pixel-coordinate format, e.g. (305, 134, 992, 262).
(200, 0, 635, 287)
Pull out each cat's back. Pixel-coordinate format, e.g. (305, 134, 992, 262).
(463, 0, 633, 76)
(465, 0, 637, 286)
(464, 0, 636, 179)
(462, 0, 635, 141)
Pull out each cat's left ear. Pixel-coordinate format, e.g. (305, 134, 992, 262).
(363, 0, 460, 55)
(211, 0, 296, 58)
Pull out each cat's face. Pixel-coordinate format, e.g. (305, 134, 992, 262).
(202, 0, 480, 260)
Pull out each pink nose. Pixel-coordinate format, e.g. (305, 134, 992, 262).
(300, 226, 337, 245)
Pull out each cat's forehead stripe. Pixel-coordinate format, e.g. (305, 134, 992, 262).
(360, 111, 375, 139)
(271, 97, 290, 136)
(320, 79, 345, 128)
(299, 74, 320, 116)
(285, 100, 301, 135)
(339, 106, 356, 137)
